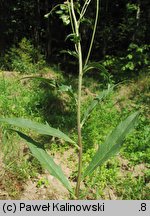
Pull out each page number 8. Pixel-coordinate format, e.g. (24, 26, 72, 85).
(140, 203, 146, 211)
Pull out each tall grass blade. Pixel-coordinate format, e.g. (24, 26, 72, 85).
(13, 130, 72, 192)
(0, 118, 75, 144)
(83, 111, 139, 177)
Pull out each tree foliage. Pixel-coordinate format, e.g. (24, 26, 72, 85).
(0, 0, 149, 76)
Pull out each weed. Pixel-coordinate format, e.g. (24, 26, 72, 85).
(116, 174, 149, 200)
(36, 177, 49, 188)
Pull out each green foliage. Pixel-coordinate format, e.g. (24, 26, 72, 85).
(0, 118, 75, 144)
(126, 3, 139, 11)
(0, 1, 145, 200)
(103, 43, 150, 80)
(3, 38, 45, 73)
(0, 71, 148, 199)
(13, 130, 73, 193)
(65, 33, 81, 43)
(81, 84, 114, 127)
(116, 174, 149, 200)
(83, 112, 139, 177)
(55, 1, 81, 26)
(83, 61, 109, 75)
(0, 75, 47, 183)
(36, 178, 49, 188)
(122, 115, 150, 165)
(122, 43, 150, 72)
(60, 50, 78, 59)
(56, 4, 70, 26)
(82, 93, 120, 151)
(0, 73, 51, 121)
(1, 0, 149, 68)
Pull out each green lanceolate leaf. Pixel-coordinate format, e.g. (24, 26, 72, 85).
(83, 61, 108, 75)
(21, 76, 57, 88)
(60, 50, 78, 59)
(58, 84, 75, 98)
(83, 111, 139, 177)
(0, 118, 75, 144)
(13, 130, 72, 192)
(81, 85, 114, 127)
(65, 33, 80, 43)
(44, 4, 61, 18)
(57, 84, 77, 105)
(58, 84, 72, 93)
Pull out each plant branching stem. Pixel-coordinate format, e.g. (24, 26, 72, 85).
(67, 0, 78, 52)
(69, 0, 100, 199)
(79, 0, 91, 22)
(79, 0, 92, 21)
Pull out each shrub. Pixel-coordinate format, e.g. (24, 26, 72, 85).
(3, 38, 45, 74)
(103, 43, 150, 80)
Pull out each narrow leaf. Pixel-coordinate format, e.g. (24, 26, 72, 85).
(81, 85, 114, 127)
(60, 50, 78, 59)
(65, 33, 80, 43)
(57, 84, 77, 105)
(58, 84, 72, 93)
(44, 4, 61, 18)
(13, 130, 72, 192)
(83, 61, 108, 75)
(0, 118, 75, 144)
(21, 76, 57, 88)
(83, 111, 139, 177)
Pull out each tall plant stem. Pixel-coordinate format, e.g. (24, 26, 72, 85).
(70, 0, 83, 199)
(75, 40, 83, 199)
(70, 0, 100, 198)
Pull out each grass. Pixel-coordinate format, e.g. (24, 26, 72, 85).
(0, 69, 149, 199)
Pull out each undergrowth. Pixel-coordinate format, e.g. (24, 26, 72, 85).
(0, 70, 149, 199)
(1, 38, 46, 74)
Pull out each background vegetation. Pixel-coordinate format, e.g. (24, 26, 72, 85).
(0, 0, 149, 199)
